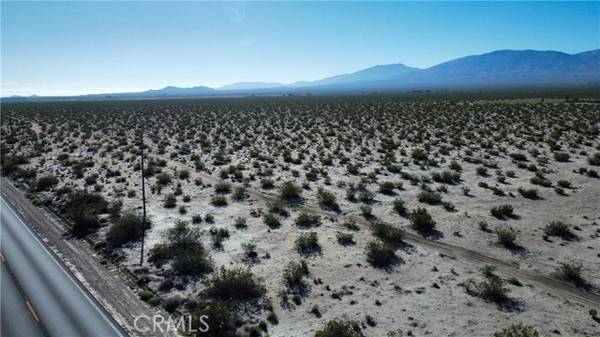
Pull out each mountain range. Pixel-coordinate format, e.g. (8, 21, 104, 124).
(4, 49, 599, 102)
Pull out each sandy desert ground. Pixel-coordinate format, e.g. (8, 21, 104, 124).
(2, 96, 599, 337)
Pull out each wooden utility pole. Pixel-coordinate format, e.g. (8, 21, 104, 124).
(139, 124, 147, 266)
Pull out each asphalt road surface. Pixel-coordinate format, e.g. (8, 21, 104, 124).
(1, 197, 128, 337)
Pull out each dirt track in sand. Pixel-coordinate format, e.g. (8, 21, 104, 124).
(165, 156, 600, 309)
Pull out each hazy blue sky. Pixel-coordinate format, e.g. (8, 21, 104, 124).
(2, 1, 599, 96)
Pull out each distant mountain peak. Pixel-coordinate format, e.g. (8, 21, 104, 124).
(3, 48, 599, 101)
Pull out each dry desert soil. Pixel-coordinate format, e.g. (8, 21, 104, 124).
(2, 96, 599, 337)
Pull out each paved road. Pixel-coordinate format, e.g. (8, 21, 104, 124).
(1, 197, 128, 337)
(1, 258, 47, 337)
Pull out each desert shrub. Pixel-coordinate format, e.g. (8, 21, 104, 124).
(63, 190, 108, 236)
(283, 260, 309, 288)
(234, 216, 247, 229)
(314, 319, 365, 337)
(336, 232, 354, 245)
(36, 175, 58, 191)
(358, 190, 374, 203)
(163, 193, 177, 208)
(410, 207, 436, 233)
(242, 242, 257, 259)
(392, 198, 407, 215)
(190, 300, 238, 337)
(588, 152, 600, 166)
(149, 220, 213, 275)
(295, 212, 321, 227)
(476, 166, 488, 176)
(449, 160, 462, 171)
(509, 153, 528, 162)
(192, 214, 203, 224)
(417, 190, 442, 204)
(378, 181, 396, 194)
(490, 204, 514, 219)
(366, 241, 396, 268)
(107, 210, 150, 247)
(260, 178, 275, 189)
(518, 187, 538, 199)
(493, 323, 539, 337)
(411, 148, 428, 161)
(557, 180, 572, 188)
(432, 170, 461, 184)
(267, 198, 289, 216)
(554, 152, 570, 162)
(279, 181, 302, 200)
(495, 226, 517, 248)
(530, 175, 552, 187)
(211, 195, 228, 206)
(214, 181, 232, 194)
(163, 295, 184, 313)
(205, 266, 265, 301)
(263, 212, 281, 229)
(544, 221, 575, 240)
(178, 169, 190, 180)
(470, 275, 509, 303)
(209, 227, 230, 249)
(232, 186, 246, 200)
(295, 232, 320, 255)
(317, 188, 340, 211)
(84, 173, 98, 185)
(371, 220, 404, 245)
(558, 260, 583, 283)
(360, 204, 372, 218)
(156, 172, 171, 185)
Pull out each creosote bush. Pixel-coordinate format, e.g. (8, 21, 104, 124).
(493, 323, 539, 337)
(392, 198, 407, 215)
(371, 220, 404, 245)
(558, 260, 584, 283)
(495, 226, 518, 248)
(314, 319, 365, 337)
(36, 175, 58, 191)
(490, 204, 514, 219)
(518, 187, 538, 199)
(279, 181, 302, 200)
(283, 260, 309, 288)
(336, 231, 355, 246)
(317, 187, 340, 211)
(63, 190, 108, 236)
(263, 212, 281, 229)
(211, 195, 228, 207)
(205, 266, 265, 302)
(417, 190, 442, 204)
(107, 210, 150, 247)
(295, 232, 320, 255)
(544, 221, 576, 240)
(295, 212, 321, 227)
(410, 207, 436, 233)
(148, 220, 213, 276)
(366, 240, 397, 268)
(163, 193, 177, 208)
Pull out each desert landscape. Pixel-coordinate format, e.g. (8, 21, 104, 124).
(2, 96, 599, 336)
